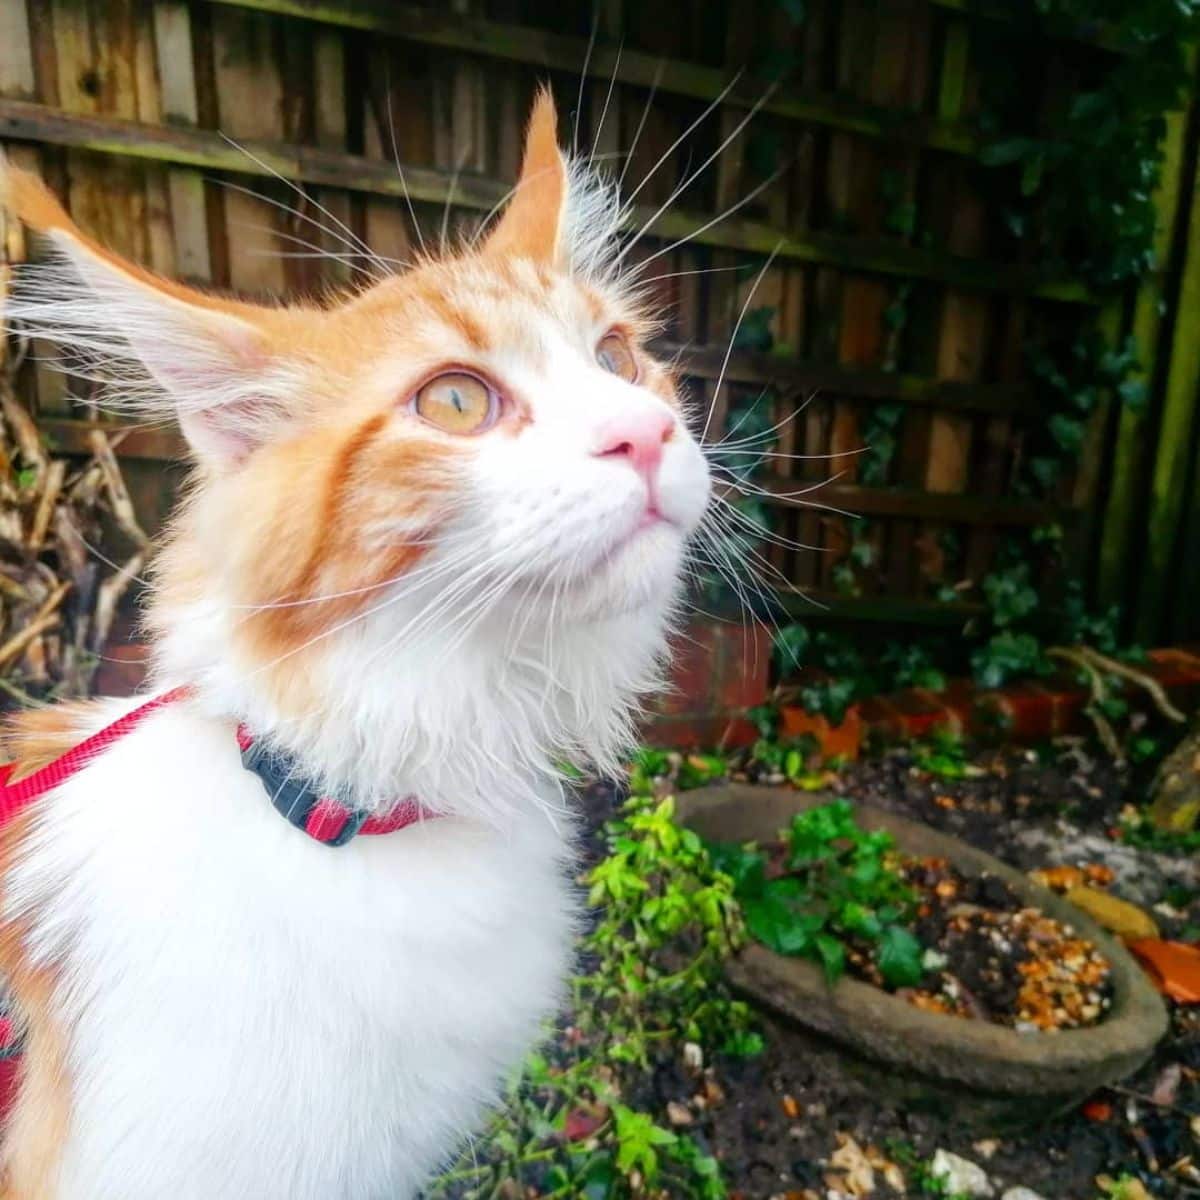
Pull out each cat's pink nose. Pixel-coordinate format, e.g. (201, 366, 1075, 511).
(593, 410, 674, 482)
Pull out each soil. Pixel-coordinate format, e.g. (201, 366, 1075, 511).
(754, 838, 1115, 1030)
(580, 742, 1200, 1199)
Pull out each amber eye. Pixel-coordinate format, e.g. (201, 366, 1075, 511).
(596, 331, 639, 383)
(413, 372, 495, 434)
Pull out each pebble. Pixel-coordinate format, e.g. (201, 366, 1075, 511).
(1002, 1188, 1047, 1200)
(1016, 822, 1194, 907)
(665, 1100, 693, 1126)
(930, 1149, 995, 1197)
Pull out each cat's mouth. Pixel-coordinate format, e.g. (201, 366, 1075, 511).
(577, 509, 680, 587)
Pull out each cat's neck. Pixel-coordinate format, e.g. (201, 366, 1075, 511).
(149, 591, 673, 822)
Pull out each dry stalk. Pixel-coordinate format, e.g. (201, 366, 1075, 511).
(0, 254, 151, 706)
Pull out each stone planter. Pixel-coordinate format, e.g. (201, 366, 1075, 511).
(676, 784, 1169, 1129)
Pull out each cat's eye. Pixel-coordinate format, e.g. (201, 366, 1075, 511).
(413, 372, 496, 435)
(596, 332, 638, 384)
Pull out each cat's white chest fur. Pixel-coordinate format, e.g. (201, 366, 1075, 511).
(7, 701, 575, 1200)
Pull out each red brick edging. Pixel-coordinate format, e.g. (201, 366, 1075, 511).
(94, 631, 1200, 751)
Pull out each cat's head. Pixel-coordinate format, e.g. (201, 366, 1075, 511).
(1, 92, 711, 802)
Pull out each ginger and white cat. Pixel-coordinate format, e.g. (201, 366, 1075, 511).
(0, 90, 710, 1198)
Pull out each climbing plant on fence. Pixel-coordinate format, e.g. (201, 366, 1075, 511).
(768, 0, 1200, 719)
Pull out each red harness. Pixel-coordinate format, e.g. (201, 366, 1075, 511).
(0, 687, 432, 845)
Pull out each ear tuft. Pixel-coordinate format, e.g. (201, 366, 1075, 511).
(482, 87, 570, 266)
(1, 161, 301, 471)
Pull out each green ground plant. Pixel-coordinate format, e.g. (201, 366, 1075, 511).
(710, 799, 924, 987)
(425, 789, 754, 1198)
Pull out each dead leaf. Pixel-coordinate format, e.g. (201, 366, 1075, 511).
(1128, 939, 1200, 1003)
(828, 1133, 876, 1196)
(563, 1103, 608, 1142)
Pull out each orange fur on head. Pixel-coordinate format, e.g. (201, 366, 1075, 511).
(482, 89, 568, 266)
(3, 90, 669, 722)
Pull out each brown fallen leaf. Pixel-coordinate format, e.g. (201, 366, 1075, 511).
(828, 1133, 875, 1196)
(1128, 939, 1200, 1003)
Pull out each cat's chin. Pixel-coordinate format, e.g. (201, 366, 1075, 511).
(561, 520, 685, 621)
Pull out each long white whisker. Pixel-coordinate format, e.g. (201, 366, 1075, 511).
(616, 82, 779, 268)
(703, 243, 782, 444)
(617, 61, 665, 192)
(619, 71, 745, 213)
(217, 134, 388, 276)
(384, 62, 428, 254)
(589, 41, 623, 164)
(630, 169, 786, 271)
(574, 7, 601, 157)
(214, 179, 378, 267)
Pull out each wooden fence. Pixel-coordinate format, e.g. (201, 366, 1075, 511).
(0, 0, 1193, 641)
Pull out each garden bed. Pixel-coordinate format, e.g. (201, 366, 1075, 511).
(425, 740, 1199, 1200)
(677, 784, 1167, 1128)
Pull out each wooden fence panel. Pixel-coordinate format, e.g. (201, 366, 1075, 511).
(3, 0, 1178, 639)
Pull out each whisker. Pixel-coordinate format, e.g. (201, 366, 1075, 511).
(711, 394, 820, 450)
(440, 147, 471, 254)
(216, 134, 389, 276)
(629, 168, 787, 272)
(708, 446, 866, 462)
(574, 6, 601, 157)
(384, 60, 428, 255)
(619, 71, 745, 213)
(616, 81, 779, 268)
(589, 40, 623, 164)
(703, 244, 782, 444)
(617, 60, 665, 192)
(636, 263, 749, 285)
(213, 178, 380, 268)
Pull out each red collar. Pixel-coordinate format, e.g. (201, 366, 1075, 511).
(0, 688, 435, 847)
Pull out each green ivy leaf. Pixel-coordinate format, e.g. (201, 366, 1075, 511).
(877, 925, 924, 987)
(1048, 412, 1085, 454)
(742, 878, 822, 956)
(815, 932, 847, 984)
(979, 136, 1039, 166)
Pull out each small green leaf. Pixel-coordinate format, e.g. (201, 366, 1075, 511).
(815, 933, 846, 984)
(877, 925, 924, 987)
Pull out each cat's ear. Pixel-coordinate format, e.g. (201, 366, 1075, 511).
(1, 161, 296, 469)
(482, 88, 569, 267)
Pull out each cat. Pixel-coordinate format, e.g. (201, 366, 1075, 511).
(0, 89, 711, 1198)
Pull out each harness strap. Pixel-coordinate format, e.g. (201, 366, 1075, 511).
(0, 686, 191, 828)
(0, 687, 435, 846)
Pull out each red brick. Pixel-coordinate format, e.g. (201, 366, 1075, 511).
(986, 683, 1056, 740)
(884, 690, 952, 741)
(640, 714, 730, 750)
(653, 621, 723, 716)
(858, 695, 905, 741)
(934, 680, 977, 733)
(714, 622, 771, 712)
